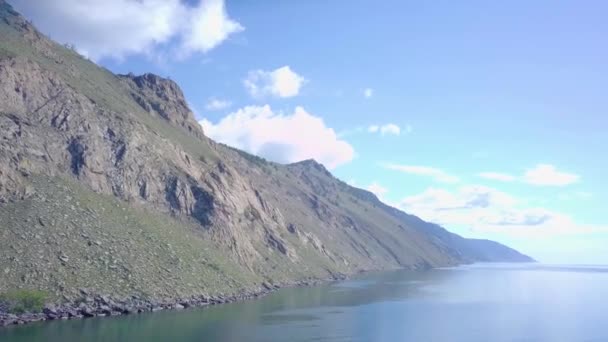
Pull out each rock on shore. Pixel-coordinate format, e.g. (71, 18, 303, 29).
(0, 277, 335, 327)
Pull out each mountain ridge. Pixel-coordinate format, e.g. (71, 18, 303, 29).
(0, 0, 532, 318)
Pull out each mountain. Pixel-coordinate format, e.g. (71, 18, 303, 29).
(0, 0, 532, 305)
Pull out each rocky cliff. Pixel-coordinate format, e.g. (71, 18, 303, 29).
(0, 1, 532, 305)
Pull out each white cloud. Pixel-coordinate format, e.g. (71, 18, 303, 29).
(243, 66, 306, 98)
(384, 164, 460, 183)
(380, 124, 400, 135)
(478, 172, 516, 182)
(367, 125, 379, 133)
(367, 124, 401, 136)
(343, 123, 409, 138)
(10, 0, 243, 61)
(363, 88, 373, 98)
(179, 0, 243, 57)
(478, 165, 580, 187)
(199, 105, 354, 169)
(399, 185, 606, 238)
(523, 164, 580, 186)
(470, 214, 608, 238)
(367, 182, 388, 198)
(400, 185, 518, 218)
(205, 98, 231, 111)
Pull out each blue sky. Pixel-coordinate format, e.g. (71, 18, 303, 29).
(11, 0, 608, 264)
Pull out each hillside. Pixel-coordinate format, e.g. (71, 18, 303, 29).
(0, 0, 532, 309)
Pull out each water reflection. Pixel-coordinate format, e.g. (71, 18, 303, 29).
(1, 264, 607, 342)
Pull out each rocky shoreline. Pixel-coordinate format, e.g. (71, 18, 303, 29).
(0, 276, 345, 328)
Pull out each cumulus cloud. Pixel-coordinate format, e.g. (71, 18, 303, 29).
(399, 185, 605, 237)
(478, 165, 580, 187)
(368, 124, 401, 136)
(243, 66, 306, 98)
(363, 88, 373, 98)
(199, 105, 354, 168)
(478, 172, 516, 182)
(10, 0, 243, 60)
(400, 185, 516, 215)
(384, 164, 460, 183)
(399, 185, 572, 235)
(523, 164, 580, 186)
(179, 0, 243, 56)
(205, 98, 231, 111)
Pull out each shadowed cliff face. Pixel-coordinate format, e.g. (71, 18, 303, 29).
(0, 2, 532, 301)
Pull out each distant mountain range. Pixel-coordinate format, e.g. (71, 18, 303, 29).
(0, 0, 532, 306)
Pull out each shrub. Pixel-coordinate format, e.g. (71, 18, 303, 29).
(0, 289, 48, 314)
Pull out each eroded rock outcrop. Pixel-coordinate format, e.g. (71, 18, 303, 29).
(119, 73, 205, 139)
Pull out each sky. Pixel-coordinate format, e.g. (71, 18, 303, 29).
(10, 0, 608, 264)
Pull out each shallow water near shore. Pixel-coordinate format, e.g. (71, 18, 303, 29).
(2, 263, 607, 341)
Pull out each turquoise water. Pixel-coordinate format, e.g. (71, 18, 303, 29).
(2, 263, 607, 341)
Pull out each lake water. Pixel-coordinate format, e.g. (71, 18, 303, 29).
(2, 263, 607, 341)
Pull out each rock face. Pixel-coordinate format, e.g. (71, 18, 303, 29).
(119, 73, 205, 140)
(0, 0, 533, 310)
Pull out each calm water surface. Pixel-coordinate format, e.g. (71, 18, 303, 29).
(2, 263, 607, 341)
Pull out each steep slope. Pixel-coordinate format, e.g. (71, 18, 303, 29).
(0, 0, 532, 305)
(345, 186, 532, 262)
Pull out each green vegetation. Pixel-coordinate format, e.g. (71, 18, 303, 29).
(0, 176, 257, 300)
(0, 289, 48, 314)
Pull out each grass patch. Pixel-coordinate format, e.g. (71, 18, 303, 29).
(0, 175, 257, 300)
(0, 289, 48, 314)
